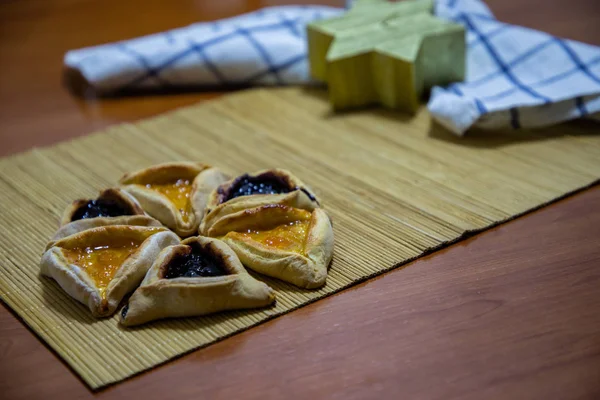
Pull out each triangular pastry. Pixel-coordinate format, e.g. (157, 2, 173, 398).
(120, 162, 230, 237)
(41, 225, 180, 317)
(120, 236, 276, 326)
(212, 204, 334, 289)
(200, 169, 320, 234)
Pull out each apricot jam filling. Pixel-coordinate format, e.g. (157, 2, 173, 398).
(230, 209, 312, 254)
(239, 221, 310, 254)
(144, 178, 193, 221)
(62, 229, 161, 298)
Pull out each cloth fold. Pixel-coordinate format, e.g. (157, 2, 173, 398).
(64, 1, 600, 135)
(429, 0, 600, 134)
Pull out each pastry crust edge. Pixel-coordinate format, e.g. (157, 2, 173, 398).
(49, 215, 164, 247)
(221, 208, 334, 289)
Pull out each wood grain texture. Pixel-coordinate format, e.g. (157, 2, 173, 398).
(1, 0, 600, 399)
(3, 85, 598, 388)
(3, 187, 600, 400)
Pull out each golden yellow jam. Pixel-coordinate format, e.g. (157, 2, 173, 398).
(236, 220, 310, 254)
(62, 231, 159, 298)
(145, 179, 192, 221)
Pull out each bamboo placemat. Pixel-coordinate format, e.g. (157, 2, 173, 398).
(1, 87, 599, 389)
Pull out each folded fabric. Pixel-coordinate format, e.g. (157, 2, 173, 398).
(64, 6, 341, 94)
(429, 0, 600, 134)
(64, 1, 600, 135)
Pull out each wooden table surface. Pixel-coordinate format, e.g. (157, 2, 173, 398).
(1, 1, 599, 399)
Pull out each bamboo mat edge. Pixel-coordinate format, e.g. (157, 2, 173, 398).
(2, 87, 600, 389)
(2, 178, 597, 391)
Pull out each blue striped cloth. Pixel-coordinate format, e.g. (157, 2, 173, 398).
(64, 6, 341, 93)
(64, 1, 600, 135)
(429, 0, 600, 134)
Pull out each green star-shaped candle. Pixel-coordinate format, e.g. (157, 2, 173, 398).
(307, 0, 466, 112)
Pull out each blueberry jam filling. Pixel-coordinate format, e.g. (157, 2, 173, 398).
(164, 244, 228, 279)
(226, 174, 291, 201)
(71, 199, 132, 221)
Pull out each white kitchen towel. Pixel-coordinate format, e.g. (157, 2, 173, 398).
(64, 6, 342, 94)
(64, 1, 600, 135)
(429, 0, 600, 134)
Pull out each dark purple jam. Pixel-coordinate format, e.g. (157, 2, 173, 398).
(164, 244, 228, 279)
(71, 199, 132, 221)
(226, 174, 290, 201)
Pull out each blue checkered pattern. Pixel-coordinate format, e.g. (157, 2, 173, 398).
(428, 0, 600, 134)
(64, 6, 341, 94)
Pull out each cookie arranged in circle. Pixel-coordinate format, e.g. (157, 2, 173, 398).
(214, 204, 334, 289)
(41, 225, 180, 317)
(120, 236, 275, 326)
(119, 162, 229, 237)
